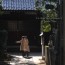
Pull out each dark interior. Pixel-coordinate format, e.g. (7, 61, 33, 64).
(0, 11, 41, 52)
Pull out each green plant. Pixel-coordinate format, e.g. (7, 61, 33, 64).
(35, 0, 57, 32)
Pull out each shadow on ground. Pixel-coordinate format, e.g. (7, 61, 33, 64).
(0, 61, 10, 65)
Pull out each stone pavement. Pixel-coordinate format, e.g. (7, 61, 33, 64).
(5, 52, 46, 65)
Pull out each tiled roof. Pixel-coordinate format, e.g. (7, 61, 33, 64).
(2, 0, 36, 10)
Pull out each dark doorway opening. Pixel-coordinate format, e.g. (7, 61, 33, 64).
(7, 19, 41, 52)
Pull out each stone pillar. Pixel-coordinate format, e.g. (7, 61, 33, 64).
(45, 46, 50, 65)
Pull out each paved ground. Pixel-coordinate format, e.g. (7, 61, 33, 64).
(4, 52, 46, 65)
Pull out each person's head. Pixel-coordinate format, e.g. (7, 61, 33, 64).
(21, 36, 27, 39)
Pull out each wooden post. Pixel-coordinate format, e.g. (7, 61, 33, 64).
(45, 46, 50, 65)
(40, 32, 44, 60)
(41, 35, 44, 59)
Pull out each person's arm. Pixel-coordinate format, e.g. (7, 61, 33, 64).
(16, 40, 21, 43)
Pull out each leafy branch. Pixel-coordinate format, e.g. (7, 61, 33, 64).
(35, 0, 57, 32)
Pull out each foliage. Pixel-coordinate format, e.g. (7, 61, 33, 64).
(35, 0, 42, 11)
(0, 1, 4, 15)
(41, 9, 57, 32)
(35, 0, 57, 32)
(42, 0, 57, 2)
(40, 9, 57, 32)
(42, 9, 57, 19)
(41, 20, 51, 32)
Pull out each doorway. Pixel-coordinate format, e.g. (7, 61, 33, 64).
(7, 19, 41, 52)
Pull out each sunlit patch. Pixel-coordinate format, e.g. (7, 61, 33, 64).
(9, 62, 15, 65)
(7, 53, 45, 65)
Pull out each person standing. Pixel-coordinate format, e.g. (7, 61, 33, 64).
(16, 36, 30, 58)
